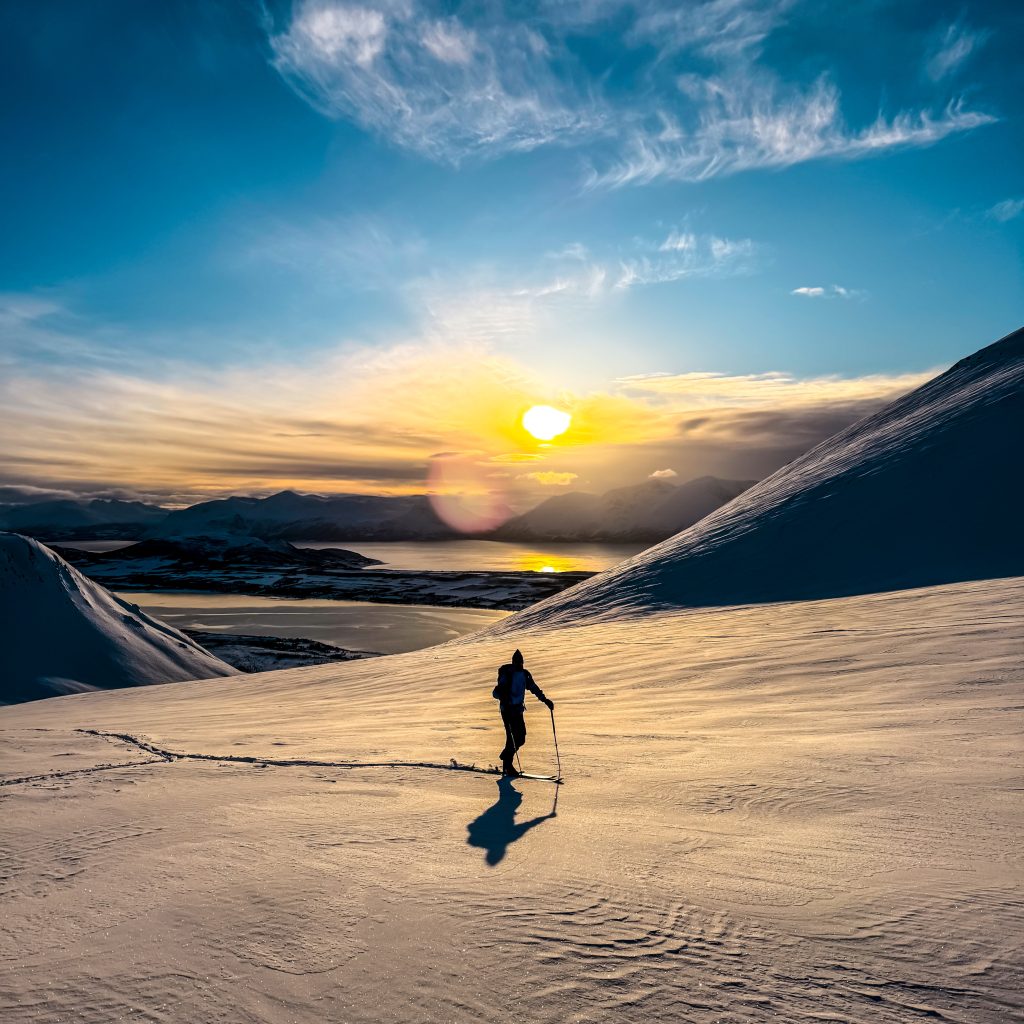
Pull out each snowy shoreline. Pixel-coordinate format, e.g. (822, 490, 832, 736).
(59, 551, 593, 610)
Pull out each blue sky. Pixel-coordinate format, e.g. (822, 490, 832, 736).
(0, 0, 1021, 505)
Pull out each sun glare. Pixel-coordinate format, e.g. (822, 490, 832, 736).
(522, 404, 571, 441)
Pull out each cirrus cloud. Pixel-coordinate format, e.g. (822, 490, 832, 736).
(987, 198, 1024, 223)
(268, 1, 996, 181)
(271, 0, 599, 164)
(791, 284, 861, 299)
(925, 22, 988, 82)
(520, 471, 579, 486)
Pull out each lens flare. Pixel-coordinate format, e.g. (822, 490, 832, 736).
(522, 405, 571, 441)
(427, 454, 511, 534)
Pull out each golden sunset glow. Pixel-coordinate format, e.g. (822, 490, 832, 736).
(515, 553, 579, 573)
(0, 334, 935, 504)
(522, 405, 572, 441)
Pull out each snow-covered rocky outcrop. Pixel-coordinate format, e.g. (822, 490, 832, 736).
(0, 533, 237, 704)
(512, 326, 1024, 625)
(104, 515, 380, 568)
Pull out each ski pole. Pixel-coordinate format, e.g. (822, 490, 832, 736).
(507, 712, 523, 775)
(550, 706, 561, 781)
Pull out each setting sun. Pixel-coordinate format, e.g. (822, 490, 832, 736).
(522, 404, 571, 441)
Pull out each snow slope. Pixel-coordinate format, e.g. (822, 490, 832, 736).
(0, 576, 1021, 1022)
(0, 533, 236, 703)
(510, 326, 1024, 627)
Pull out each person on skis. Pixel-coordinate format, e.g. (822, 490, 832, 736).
(492, 648, 553, 777)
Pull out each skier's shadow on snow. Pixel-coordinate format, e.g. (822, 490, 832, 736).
(466, 777, 557, 866)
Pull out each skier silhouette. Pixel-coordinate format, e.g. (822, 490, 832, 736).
(492, 648, 553, 777)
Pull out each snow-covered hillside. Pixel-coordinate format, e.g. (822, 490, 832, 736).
(511, 326, 1024, 626)
(0, 533, 236, 703)
(1, 575, 1021, 1022)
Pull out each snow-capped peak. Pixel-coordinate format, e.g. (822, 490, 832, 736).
(0, 533, 237, 704)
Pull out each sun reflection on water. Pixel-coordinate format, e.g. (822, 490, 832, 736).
(515, 553, 581, 573)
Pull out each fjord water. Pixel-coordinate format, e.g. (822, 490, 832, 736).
(293, 539, 646, 572)
(76, 540, 642, 655)
(56, 538, 645, 571)
(117, 592, 509, 655)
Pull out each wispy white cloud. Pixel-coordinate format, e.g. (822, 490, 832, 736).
(616, 367, 933, 407)
(987, 198, 1024, 223)
(270, 0, 599, 163)
(420, 18, 476, 66)
(545, 242, 590, 261)
(925, 22, 987, 82)
(520, 471, 579, 486)
(627, 0, 794, 59)
(791, 284, 860, 299)
(614, 233, 757, 289)
(512, 230, 759, 299)
(267, 1, 996, 181)
(237, 214, 426, 291)
(269, 1, 997, 184)
(649, 467, 678, 479)
(413, 226, 760, 343)
(588, 75, 995, 188)
(659, 230, 697, 252)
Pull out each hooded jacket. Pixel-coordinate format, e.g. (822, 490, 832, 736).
(492, 661, 548, 707)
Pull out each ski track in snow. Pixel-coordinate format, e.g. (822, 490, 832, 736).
(0, 728, 508, 785)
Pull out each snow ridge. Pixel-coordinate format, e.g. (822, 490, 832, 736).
(0, 533, 237, 704)
(508, 326, 1024, 626)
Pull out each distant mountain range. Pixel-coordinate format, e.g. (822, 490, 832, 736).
(150, 490, 454, 542)
(493, 476, 754, 542)
(0, 498, 168, 539)
(0, 475, 755, 545)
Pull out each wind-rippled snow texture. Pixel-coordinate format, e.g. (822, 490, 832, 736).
(1, 576, 1021, 1022)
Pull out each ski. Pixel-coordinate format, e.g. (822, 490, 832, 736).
(516, 773, 562, 783)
